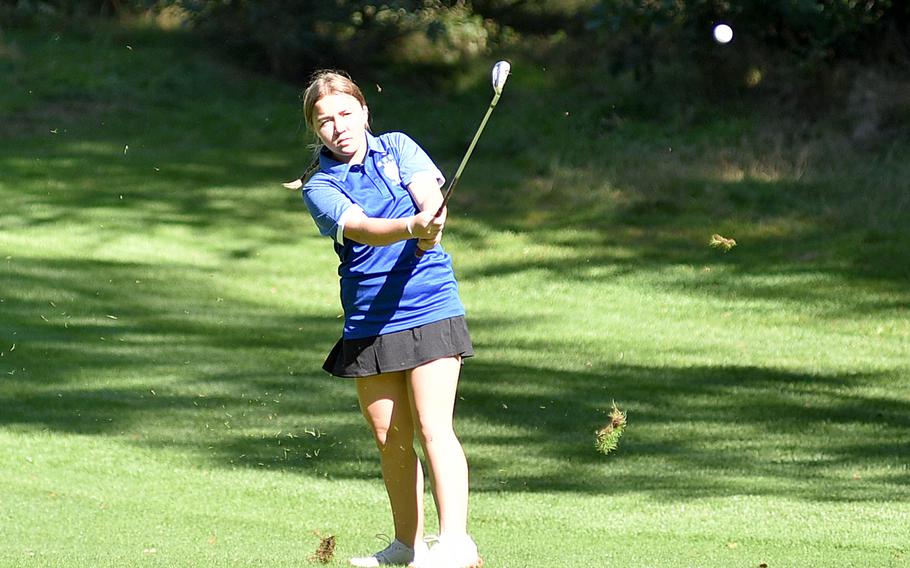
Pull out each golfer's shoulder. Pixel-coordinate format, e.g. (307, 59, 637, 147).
(376, 131, 419, 151)
(303, 170, 343, 192)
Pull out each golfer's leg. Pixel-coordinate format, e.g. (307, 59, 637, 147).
(356, 372, 425, 547)
(408, 357, 469, 536)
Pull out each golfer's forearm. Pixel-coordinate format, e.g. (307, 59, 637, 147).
(408, 175, 444, 213)
(416, 193, 443, 214)
(343, 216, 413, 246)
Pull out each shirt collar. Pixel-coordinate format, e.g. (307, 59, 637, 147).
(318, 132, 386, 182)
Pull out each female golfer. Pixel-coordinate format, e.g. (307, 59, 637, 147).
(297, 70, 481, 568)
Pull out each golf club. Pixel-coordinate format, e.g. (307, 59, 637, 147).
(415, 60, 511, 258)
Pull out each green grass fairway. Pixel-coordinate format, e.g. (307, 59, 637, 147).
(2, 23, 909, 567)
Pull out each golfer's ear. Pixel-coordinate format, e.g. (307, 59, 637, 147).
(363, 105, 370, 129)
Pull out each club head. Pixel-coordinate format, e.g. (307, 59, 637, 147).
(491, 61, 510, 95)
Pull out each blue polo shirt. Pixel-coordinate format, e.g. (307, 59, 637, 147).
(302, 131, 466, 339)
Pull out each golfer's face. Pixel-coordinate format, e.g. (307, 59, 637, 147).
(313, 93, 368, 163)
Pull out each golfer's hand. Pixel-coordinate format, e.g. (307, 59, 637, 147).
(417, 230, 444, 252)
(410, 207, 446, 240)
(413, 207, 446, 253)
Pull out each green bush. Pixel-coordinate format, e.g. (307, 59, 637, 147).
(0, 0, 161, 26)
(472, 0, 599, 34)
(590, 0, 906, 58)
(176, 1, 507, 82)
(587, 0, 909, 78)
(581, 0, 910, 122)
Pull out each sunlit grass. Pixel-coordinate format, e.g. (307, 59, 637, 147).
(1, 22, 909, 567)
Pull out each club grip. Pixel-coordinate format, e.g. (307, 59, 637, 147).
(413, 201, 447, 258)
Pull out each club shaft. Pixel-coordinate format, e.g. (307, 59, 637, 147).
(433, 91, 501, 217)
(415, 90, 503, 259)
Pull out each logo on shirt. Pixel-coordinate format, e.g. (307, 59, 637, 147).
(377, 155, 402, 185)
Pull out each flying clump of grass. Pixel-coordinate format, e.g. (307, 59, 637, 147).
(709, 233, 737, 252)
(595, 402, 627, 456)
(310, 533, 336, 564)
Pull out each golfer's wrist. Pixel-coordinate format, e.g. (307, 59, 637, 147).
(405, 216, 416, 237)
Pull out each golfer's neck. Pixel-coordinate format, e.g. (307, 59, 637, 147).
(335, 144, 367, 165)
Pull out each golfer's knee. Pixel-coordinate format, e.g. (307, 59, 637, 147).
(415, 420, 456, 447)
(370, 423, 412, 453)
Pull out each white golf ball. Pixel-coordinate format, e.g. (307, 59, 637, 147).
(713, 24, 733, 44)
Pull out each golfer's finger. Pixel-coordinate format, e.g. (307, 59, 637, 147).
(414, 214, 443, 237)
(420, 232, 441, 247)
(429, 210, 446, 231)
(413, 210, 435, 232)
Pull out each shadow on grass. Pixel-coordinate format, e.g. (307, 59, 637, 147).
(458, 357, 910, 501)
(440, 169, 910, 326)
(372, 65, 910, 297)
(0, 137, 305, 238)
(2, 24, 907, 507)
(2, 255, 907, 503)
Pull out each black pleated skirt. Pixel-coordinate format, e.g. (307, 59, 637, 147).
(323, 316, 474, 378)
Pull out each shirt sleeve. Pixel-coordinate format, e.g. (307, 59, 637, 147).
(389, 132, 445, 188)
(302, 177, 362, 244)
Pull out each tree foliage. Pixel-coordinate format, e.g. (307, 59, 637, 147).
(587, 0, 909, 75)
(4, 0, 907, 88)
(0, 0, 161, 24)
(175, 1, 504, 81)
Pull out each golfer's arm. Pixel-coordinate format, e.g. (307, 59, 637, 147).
(406, 172, 444, 213)
(342, 173, 445, 246)
(342, 209, 413, 246)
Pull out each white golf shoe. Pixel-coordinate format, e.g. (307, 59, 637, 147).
(349, 538, 428, 567)
(419, 534, 482, 568)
